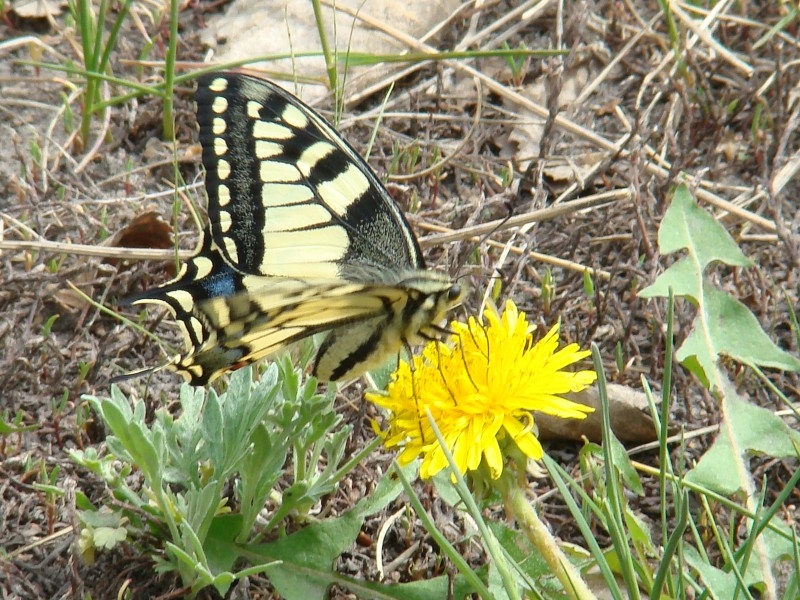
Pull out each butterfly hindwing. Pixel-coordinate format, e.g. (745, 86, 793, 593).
(131, 244, 440, 384)
(125, 72, 463, 385)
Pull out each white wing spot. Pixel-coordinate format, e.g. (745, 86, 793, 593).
(253, 121, 293, 140)
(175, 319, 191, 342)
(167, 289, 194, 312)
(204, 298, 232, 327)
(184, 363, 203, 379)
(187, 316, 205, 340)
(193, 255, 214, 279)
(262, 227, 348, 263)
(212, 96, 228, 114)
(260, 160, 301, 183)
(213, 117, 226, 135)
(297, 141, 336, 177)
(224, 239, 240, 264)
(256, 259, 340, 278)
(218, 158, 231, 180)
(261, 182, 314, 206)
(261, 204, 331, 233)
(218, 210, 233, 233)
(247, 100, 262, 119)
(208, 77, 228, 93)
(214, 137, 228, 156)
(317, 163, 370, 216)
(282, 104, 309, 129)
(256, 140, 284, 159)
(218, 184, 231, 206)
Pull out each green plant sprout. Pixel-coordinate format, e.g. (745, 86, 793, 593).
(65, 0, 135, 148)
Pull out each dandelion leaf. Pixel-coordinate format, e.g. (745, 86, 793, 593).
(656, 185, 750, 268)
(684, 387, 799, 594)
(640, 184, 800, 389)
(679, 285, 800, 378)
(686, 387, 800, 495)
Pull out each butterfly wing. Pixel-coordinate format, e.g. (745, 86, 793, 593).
(195, 73, 425, 278)
(124, 72, 461, 384)
(128, 229, 452, 384)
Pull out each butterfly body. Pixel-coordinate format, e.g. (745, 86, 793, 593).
(128, 72, 462, 385)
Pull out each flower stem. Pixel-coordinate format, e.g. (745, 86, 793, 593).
(498, 472, 596, 600)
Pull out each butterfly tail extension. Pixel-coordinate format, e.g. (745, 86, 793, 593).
(109, 365, 158, 385)
(121, 229, 247, 385)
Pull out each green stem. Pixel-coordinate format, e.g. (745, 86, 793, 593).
(162, 0, 179, 141)
(310, 0, 339, 105)
(497, 471, 596, 600)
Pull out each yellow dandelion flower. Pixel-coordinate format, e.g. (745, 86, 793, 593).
(366, 300, 597, 480)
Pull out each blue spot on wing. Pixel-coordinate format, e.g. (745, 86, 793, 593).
(200, 264, 239, 298)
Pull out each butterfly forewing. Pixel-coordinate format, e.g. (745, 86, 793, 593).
(125, 72, 462, 385)
(196, 73, 425, 278)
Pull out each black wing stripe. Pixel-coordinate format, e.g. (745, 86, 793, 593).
(322, 320, 391, 382)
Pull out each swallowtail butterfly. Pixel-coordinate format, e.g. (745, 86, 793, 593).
(127, 72, 463, 384)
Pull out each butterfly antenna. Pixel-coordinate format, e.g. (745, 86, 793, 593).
(454, 320, 482, 394)
(404, 340, 429, 445)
